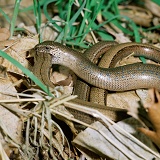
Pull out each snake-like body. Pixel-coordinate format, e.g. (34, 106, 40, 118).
(34, 41, 160, 91)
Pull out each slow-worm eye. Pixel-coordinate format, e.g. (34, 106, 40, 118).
(45, 46, 50, 50)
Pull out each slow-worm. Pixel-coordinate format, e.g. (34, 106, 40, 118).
(73, 41, 118, 101)
(31, 41, 160, 123)
(33, 41, 160, 91)
(89, 42, 160, 105)
(31, 41, 127, 122)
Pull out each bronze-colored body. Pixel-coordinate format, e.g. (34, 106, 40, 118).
(34, 41, 160, 91)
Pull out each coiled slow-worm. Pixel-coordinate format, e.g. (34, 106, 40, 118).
(33, 41, 160, 91)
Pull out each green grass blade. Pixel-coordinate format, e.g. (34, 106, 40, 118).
(33, 0, 42, 42)
(0, 8, 10, 23)
(63, 0, 74, 41)
(19, 0, 47, 12)
(43, 0, 63, 33)
(56, 0, 86, 42)
(10, 0, 22, 38)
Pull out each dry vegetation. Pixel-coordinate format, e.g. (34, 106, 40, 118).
(0, 0, 160, 159)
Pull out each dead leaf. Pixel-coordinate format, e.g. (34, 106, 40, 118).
(107, 91, 140, 109)
(0, 78, 22, 157)
(72, 119, 159, 159)
(143, 0, 160, 17)
(119, 5, 152, 27)
(1, 37, 38, 74)
(0, 65, 7, 78)
(138, 88, 160, 148)
(57, 75, 72, 86)
(0, 28, 10, 41)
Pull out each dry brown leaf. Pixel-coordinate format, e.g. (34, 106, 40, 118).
(0, 78, 22, 157)
(72, 120, 159, 160)
(51, 66, 74, 95)
(52, 67, 70, 83)
(139, 88, 160, 148)
(0, 28, 10, 41)
(57, 75, 73, 86)
(107, 91, 140, 110)
(141, 30, 160, 43)
(0, 37, 39, 90)
(143, 0, 160, 17)
(119, 5, 152, 27)
(0, 37, 38, 74)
